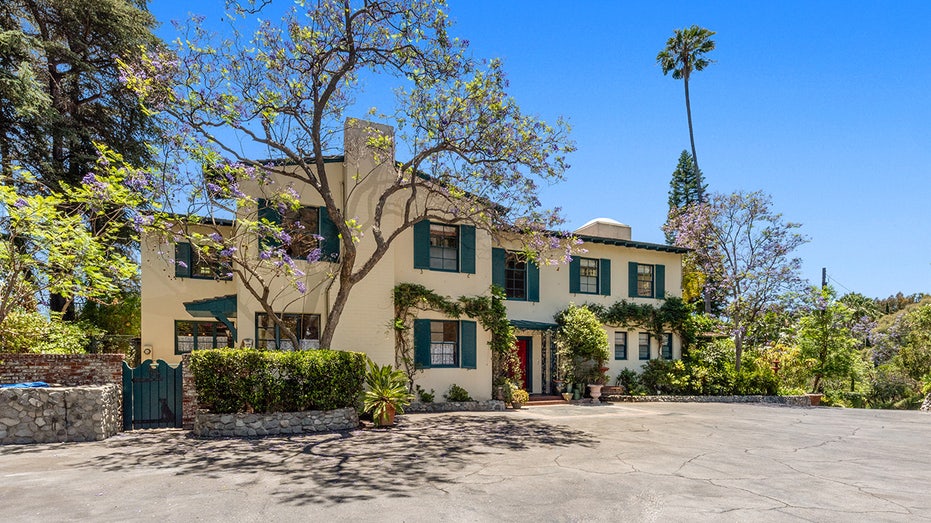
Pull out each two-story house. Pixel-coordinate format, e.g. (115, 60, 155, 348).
(140, 119, 686, 400)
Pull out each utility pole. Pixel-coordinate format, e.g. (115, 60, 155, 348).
(822, 267, 827, 290)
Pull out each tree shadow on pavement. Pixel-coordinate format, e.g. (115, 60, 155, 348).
(80, 413, 597, 506)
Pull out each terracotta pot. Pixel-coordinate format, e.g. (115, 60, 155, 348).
(511, 402, 523, 409)
(805, 393, 823, 407)
(376, 404, 397, 426)
(588, 384, 603, 402)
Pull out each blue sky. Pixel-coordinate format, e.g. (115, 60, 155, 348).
(149, 1, 931, 299)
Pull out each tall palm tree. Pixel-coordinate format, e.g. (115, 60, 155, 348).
(657, 25, 715, 203)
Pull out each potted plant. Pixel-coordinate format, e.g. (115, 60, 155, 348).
(363, 360, 412, 427)
(555, 304, 610, 401)
(587, 367, 610, 403)
(510, 388, 529, 409)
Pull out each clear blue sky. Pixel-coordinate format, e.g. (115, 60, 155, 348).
(149, 1, 931, 299)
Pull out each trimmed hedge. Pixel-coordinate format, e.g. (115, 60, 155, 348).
(189, 348, 366, 414)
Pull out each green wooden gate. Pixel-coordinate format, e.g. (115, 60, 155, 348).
(122, 359, 183, 430)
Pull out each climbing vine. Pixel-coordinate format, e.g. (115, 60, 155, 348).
(582, 297, 697, 350)
(393, 283, 518, 394)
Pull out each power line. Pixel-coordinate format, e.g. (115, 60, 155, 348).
(826, 274, 853, 294)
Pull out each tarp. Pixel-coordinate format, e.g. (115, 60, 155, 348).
(0, 381, 49, 388)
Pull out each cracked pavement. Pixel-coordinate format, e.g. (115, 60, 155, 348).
(1, 402, 929, 522)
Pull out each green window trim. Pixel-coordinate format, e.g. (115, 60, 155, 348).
(413, 318, 477, 369)
(492, 249, 540, 302)
(174, 320, 234, 355)
(413, 220, 476, 274)
(629, 262, 666, 299)
(254, 312, 321, 350)
(570, 257, 609, 295)
(258, 199, 340, 262)
(174, 242, 232, 281)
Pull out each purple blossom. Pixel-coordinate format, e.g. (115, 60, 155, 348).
(296, 281, 307, 293)
(307, 248, 322, 262)
(259, 250, 272, 260)
(209, 232, 222, 242)
(13, 198, 28, 208)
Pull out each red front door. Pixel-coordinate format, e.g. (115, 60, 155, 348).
(514, 338, 529, 390)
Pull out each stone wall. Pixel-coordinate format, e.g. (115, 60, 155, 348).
(0, 384, 121, 444)
(603, 394, 814, 407)
(181, 354, 197, 429)
(921, 393, 930, 412)
(406, 400, 506, 413)
(194, 407, 358, 438)
(0, 353, 123, 387)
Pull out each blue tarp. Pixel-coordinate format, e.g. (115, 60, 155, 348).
(0, 381, 49, 388)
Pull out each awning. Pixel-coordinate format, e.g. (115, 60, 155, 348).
(184, 294, 237, 340)
(510, 319, 558, 331)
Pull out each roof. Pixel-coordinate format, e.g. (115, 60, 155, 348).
(575, 234, 690, 254)
(510, 319, 558, 331)
(253, 155, 345, 167)
(579, 217, 628, 228)
(184, 294, 237, 318)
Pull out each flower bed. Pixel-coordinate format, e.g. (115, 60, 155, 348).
(194, 407, 358, 438)
(405, 400, 505, 413)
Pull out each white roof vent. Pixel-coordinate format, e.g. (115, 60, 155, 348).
(574, 218, 632, 241)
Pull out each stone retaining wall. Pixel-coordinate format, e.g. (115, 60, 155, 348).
(0, 353, 123, 387)
(921, 393, 930, 412)
(194, 407, 358, 438)
(406, 400, 506, 413)
(0, 384, 121, 444)
(603, 394, 813, 407)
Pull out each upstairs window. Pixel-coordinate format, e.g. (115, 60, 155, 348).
(629, 262, 665, 299)
(505, 253, 527, 300)
(579, 258, 599, 294)
(637, 264, 654, 297)
(570, 257, 611, 296)
(283, 206, 320, 259)
(175, 242, 232, 280)
(429, 224, 459, 271)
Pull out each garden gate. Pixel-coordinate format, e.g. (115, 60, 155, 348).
(122, 359, 183, 430)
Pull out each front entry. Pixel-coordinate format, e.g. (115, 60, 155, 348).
(514, 337, 532, 392)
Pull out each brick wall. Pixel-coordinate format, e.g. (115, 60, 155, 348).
(181, 354, 198, 429)
(0, 353, 124, 387)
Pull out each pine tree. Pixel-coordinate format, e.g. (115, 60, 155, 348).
(665, 150, 706, 244)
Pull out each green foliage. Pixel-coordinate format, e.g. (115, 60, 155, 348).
(555, 304, 609, 384)
(587, 297, 698, 351)
(614, 368, 641, 392)
(189, 349, 366, 414)
(414, 384, 435, 403)
(0, 310, 96, 354)
(78, 290, 140, 336)
(665, 150, 707, 244)
(443, 384, 473, 402)
(797, 288, 861, 393)
(634, 342, 778, 396)
(363, 360, 412, 426)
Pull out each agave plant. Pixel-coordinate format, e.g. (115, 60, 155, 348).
(363, 359, 412, 427)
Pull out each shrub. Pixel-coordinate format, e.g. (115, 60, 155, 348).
(444, 383, 472, 402)
(510, 389, 529, 405)
(190, 348, 366, 414)
(614, 368, 640, 391)
(639, 359, 689, 395)
(0, 310, 95, 354)
(415, 384, 435, 403)
(555, 304, 609, 383)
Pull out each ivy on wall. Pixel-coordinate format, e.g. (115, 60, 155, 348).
(582, 297, 697, 349)
(393, 283, 518, 394)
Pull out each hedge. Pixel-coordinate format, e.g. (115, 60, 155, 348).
(189, 348, 366, 414)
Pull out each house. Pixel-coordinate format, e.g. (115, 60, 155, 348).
(140, 120, 687, 400)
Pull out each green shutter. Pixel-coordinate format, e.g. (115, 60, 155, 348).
(460, 225, 475, 274)
(655, 264, 666, 299)
(318, 207, 340, 262)
(600, 258, 611, 296)
(491, 248, 506, 289)
(527, 260, 540, 302)
(413, 220, 430, 269)
(257, 198, 282, 250)
(414, 319, 431, 367)
(460, 320, 477, 369)
(569, 257, 581, 294)
(174, 242, 192, 278)
(628, 261, 638, 297)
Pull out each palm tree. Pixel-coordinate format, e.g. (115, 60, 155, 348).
(657, 25, 715, 203)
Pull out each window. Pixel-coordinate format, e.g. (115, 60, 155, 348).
(414, 221, 475, 273)
(430, 320, 459, 366)
(414, 319, 476, 369)
(637, 264, 654, 297)
(639, 333, 650, 360)
(256, 313, 320, 350)
(662, 333, 673, 359)
(614, 332, 628, 360)
(505, 252, 527, 300)
(175, 242, 232, 280)
(175, 321, 233, 355)
(571, 257, 610, 295)
(429, 224, 458, 271)
(283, 205, 320, 259)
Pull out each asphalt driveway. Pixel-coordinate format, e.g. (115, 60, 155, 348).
(1, 403, 929, 522)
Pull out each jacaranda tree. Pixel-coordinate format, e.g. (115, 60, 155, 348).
(116, 0, 577, 349)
